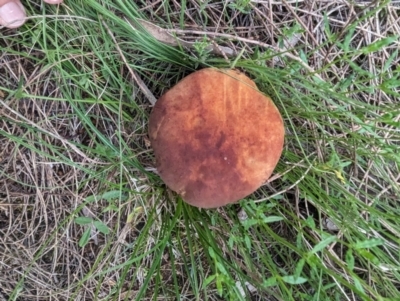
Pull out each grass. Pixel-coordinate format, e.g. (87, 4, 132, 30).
(1, 0, 400, 300)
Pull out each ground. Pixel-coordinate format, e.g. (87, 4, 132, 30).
(1, 0, 400, 300)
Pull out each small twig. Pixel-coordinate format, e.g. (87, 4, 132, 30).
(101, 18, 157, 105)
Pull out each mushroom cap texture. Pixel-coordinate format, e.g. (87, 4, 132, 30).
(149, 68, 284, 208)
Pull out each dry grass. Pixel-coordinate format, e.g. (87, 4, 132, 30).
(1, 0, 400, 300)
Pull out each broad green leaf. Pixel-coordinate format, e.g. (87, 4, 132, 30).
(102, 204, 119, 213)
(244, 235, 251, 251)
(241, 219, 258, 229)
(310, 235, 336, 254)
(84, 190, 127, 203)
(208, 247, 216, 259)
(228, 236, 235, 249)
(282, 275, 308, 285)
(202, 275, 216, 288)
(216, 262, 228, 275)
(262, 216, 284, 223)
(323, 13, 335, 42)
(346, 250, 355, 271)
(305, 216, 316, 229)
(358, 250, 380, 265)
(353, 238, 383, 249)
(383, 49, 398, 72)
(79, 227, 91, 247)
(296, 232, 303, 249)
(101, 190, 127, 201)
(361, 36, 398, 54)
(295, 259, 306, 277)
(216, 275, 223, 296)
(353, 276, 365, 294)
(263, 276, 277, 287)
(74, 217, 93, 225)
(342, 26, 356, 52)
(93, 221, 110, 235)
(299, 50, 307, 63)
(84, 195, 97, 203)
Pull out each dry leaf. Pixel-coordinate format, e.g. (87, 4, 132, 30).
(136, 19, 178, 46)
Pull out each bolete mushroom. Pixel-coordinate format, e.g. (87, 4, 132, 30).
(149, 68, 284, 208)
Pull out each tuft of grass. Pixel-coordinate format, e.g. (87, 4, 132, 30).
(1, 0, 399, 300)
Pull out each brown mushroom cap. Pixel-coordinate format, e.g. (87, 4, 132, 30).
(149, 68, 284, 208)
